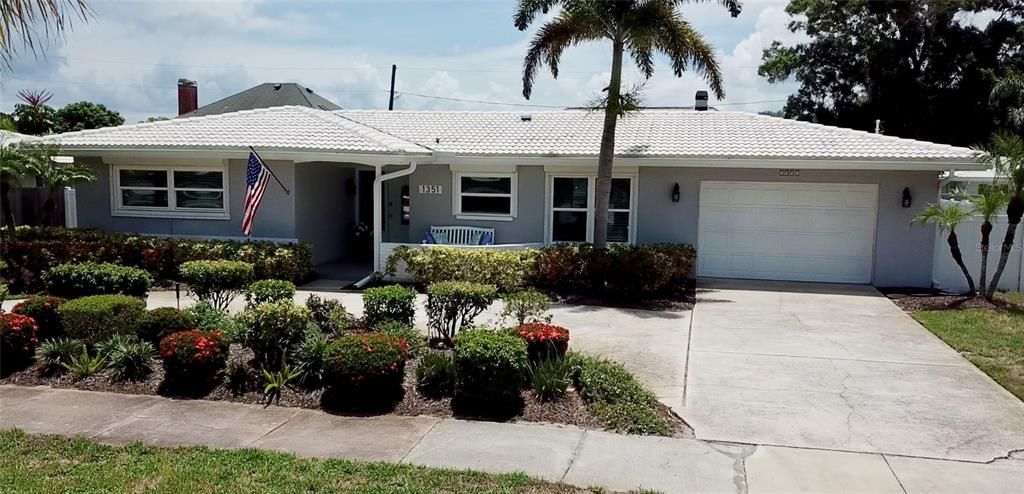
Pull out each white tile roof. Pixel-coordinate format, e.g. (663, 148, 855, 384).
(0, 130, 38, 146)
(46, 106, 430, 155)
(338, 109, 978, 162)
(43, 105, 978, 163)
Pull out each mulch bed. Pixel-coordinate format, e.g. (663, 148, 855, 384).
(0, 345, 688, 437)
(883, 288, 1022, 313)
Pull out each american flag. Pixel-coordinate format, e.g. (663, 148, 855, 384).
(242, 151, 270, 236)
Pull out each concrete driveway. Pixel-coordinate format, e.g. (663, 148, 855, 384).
(681, 279, 1024, 462)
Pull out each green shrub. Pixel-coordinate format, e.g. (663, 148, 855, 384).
(531, 243, 695, 300)
(500, 290, 552, 326)
(185, 301, 231, 330)
(385, 246, 536, 292)
(567, 353, 669, 435)
(415, 350, 456, 398)
(305, 294, 351, 334)
(62, 351, 108, 379)
(0, 312, 39, 371)
(292, 325, 331, 388)
(1, 227, 313, 294)
(11, 295, 64, 339)
(517, 323, 570, 362)
(99, 335, 155, 381)
(372, 320, 425, 358)
(158, 329, 229, 382)
(235, 301, 311, 370)
(178, 260, 254, 311)
(426, 281, 497, 345)
(529, 357, 572, 402)
(59, 295, 146, 345)
(43, 262, 152, 298)
(245, 279, 296, 307)
(323, 333, 409, 389)
(453, 329, 528, 404)
(36, 337, 84, 375)
(362, 285, 417, 327)
(137, 307, 195, 344)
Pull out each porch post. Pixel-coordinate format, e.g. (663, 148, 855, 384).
(371, 161, 418, 275)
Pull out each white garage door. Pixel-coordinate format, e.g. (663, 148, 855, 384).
(697, 181, 878, 283)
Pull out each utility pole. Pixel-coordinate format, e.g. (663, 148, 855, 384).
(388, 64, 397, 110)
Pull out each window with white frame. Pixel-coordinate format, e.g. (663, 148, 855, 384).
(113, 165, 228, 219)
(548, 175, 634, 243)
(453, 172, 517, 219)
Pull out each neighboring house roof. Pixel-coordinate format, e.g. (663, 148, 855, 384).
(949, 169, 1002, 181)
(179, 83, 342, 118)
(46, 106, 429, 155)
(0, 129, 38, 146)
(336, 109, 978, 162)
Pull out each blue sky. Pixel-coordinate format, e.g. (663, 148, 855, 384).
(3, 0, 805, 123)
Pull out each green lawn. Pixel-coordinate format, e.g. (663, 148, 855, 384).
(0, 429, 614, 494)
(912, 292, 1024, 400)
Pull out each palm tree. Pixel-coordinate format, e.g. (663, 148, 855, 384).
(991, 72, 1024, 129)
(969, 187, 1009, 297)
(0, 0, 90, 70)
(12, 89, 56, 135)
(515, 0, 740, 248)
(0, 139, 30, 235)
(977, 132, 1024, 298)
(21, 143, 95, 226)
(912, 202, 976, 295)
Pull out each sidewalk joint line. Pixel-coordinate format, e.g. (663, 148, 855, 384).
(244, 409, 302, 448)
(398, 417, 441, 463)
(689, 349, 966, 368)
(558, 429, 588, 483)
(681, 302, 696, 407)
(881, 454, 909, 494)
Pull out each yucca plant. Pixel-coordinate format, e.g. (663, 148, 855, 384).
(61, 351, 107, 379)
(261, 363, 303, 407)
(912, 202, 976, 295)
(36, 337, 84, 375)
(98, 335, 154, 381)
(529, 356, 573, 402)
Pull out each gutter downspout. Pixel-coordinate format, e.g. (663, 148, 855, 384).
(354, 160, 418, 288)
(938, 168, 957, 201)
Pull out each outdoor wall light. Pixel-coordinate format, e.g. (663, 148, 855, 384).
(902, 187, 912, 208)
(671, 183, 681, 203)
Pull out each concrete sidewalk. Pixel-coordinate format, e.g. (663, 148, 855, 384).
(2, 386, 1022, 494)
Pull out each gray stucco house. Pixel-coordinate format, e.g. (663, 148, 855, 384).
(45, 105, 981, 287)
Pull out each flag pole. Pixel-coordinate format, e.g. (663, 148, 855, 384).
(249, 146, 291, 195)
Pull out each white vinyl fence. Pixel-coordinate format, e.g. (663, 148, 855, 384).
(932, 199, 1023, 293)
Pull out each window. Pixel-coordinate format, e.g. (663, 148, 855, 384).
(548, 175, 634, 243)
(113, 165, 228, 219)
(453, 172, 517, 220)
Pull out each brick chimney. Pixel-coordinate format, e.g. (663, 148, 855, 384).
(177, 79, 198, 115)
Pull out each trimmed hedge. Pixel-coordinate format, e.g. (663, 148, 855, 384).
(137, 307, 195, 344)
(179, 260, 254, 311)
(426, 281, 497, 345)
(159, 329, 229, 382)
(453, 329, 528, 404)
(385, 246, 535, 292)
(235, 301, 311, 370)
(1, 227, 313, 294)
(43, 262, 151, 298)
(0, 313, 39, 370)
(59, 295, 146, 345)
(245, 279, 296, 306)
(362, 285, 417, 327)
(567, 353, 670, 435)
(532, 243, 695, 299)
(11, 295, 64, 340)
(324, 333, 410, 389)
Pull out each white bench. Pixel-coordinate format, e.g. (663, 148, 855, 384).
(426, 225, 495, 245)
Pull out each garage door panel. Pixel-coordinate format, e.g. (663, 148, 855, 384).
(698, 182, 878, 284)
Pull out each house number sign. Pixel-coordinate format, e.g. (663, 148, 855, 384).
(778, 169, 801, 177)
(418, 184, 443, 194)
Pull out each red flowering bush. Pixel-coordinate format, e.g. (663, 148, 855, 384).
(517, 323, 570, 362)
(12, 295, 64, 340)
(158, 329, 228, 381)
(324, 333, 410, 389)
(0, 313, 40, 370)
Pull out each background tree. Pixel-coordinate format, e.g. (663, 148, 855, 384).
(969, 187, 1009, 296)
(12, 90, 55, 135)
(991, 72, 1024, 130)
(54, 101, 124, 132)
(978, 132, 1024, 298)
(759, 0, 1024, 146)
(516, 0, 741, 248)
(21, 143, 95, 226)
(0, 140, 30, 234)
(0, 0, 90, 69)
(912, 202, 976, 295)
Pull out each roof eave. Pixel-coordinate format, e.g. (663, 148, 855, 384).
(435, 154, 984, 171)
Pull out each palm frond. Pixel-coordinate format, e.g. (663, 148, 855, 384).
(971, 187, 1010, 220)
(0, 0, 91, 69)
(911, 202, 974, 232)
(522, 9, 604, 99)
(991, 72, 1024, 102)
(637, 3, 725, 99)
(976, 131, 1024, 196)
(674, 0, 742, 17)
(513, 0, 563, 30)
